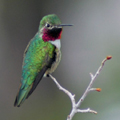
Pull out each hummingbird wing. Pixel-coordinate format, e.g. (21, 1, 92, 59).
(14, 36, 55, 107)
(26, 52, 55, 99)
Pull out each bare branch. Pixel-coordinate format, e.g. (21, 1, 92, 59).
(77, 108, 97, 114)
(49, 56, 112, 120)
(49, 74, 76, 109)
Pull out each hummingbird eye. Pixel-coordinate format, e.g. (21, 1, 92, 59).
(46, 23, 50, 28)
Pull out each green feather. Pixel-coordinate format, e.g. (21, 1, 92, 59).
(14, 14, 62, 107)
(14, 32, 55, 106)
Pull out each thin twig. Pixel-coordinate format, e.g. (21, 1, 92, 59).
(49, 56, 112, 120)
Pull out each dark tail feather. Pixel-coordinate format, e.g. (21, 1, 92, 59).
(14, 66, 47, 107)
(14, 61, 53, 106)
(14, 96, 20, 107)
(14, 85, 32, 107)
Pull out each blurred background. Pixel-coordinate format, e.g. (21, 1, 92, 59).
(0, 0, 120, 120)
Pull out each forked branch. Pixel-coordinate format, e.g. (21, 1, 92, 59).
(49, 56, 112, 120)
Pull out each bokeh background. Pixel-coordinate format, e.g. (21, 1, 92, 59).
(0, 0, 120, 120)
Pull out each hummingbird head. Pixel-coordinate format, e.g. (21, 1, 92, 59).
(39, 14, 73, 44)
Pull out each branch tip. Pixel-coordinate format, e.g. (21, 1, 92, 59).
(90, 88, 101, 92)
(91, 110, 97, 114)
(106, 56, 112, 60)
(96, 88, 101, 92)
(90, 73, 93, 78)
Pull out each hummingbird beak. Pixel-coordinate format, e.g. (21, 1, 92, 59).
(58, 24, 73, 27)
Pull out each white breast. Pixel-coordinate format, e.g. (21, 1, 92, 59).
(44, 40, 61, 77)
(49, 39, 61, 49)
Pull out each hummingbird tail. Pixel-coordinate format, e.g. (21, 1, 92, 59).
(14, 66, 48, 107)
(14, 85, 32, 107)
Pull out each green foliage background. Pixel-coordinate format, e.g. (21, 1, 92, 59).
(0, 0, 120, 120)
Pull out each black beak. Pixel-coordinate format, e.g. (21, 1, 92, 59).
(58, 24, 73, 27)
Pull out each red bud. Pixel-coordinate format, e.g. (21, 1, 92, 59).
(96, 88, 101, 92)
(106, 56, 112, 60)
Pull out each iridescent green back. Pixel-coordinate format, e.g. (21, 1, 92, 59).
(14, 32, 55, 106)
(21, 32, 55, 88)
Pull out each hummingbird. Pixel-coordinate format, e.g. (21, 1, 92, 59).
(14, 14, 73, 107)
